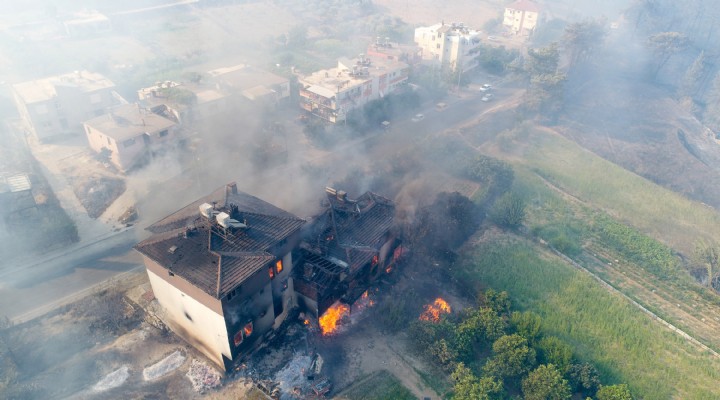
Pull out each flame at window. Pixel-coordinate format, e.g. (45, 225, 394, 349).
(243, 322, 253, 337)
(319, 302, 350, 335)
(419, 298, 451, 323)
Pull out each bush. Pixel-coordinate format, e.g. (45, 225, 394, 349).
(490, 192, 526, 229)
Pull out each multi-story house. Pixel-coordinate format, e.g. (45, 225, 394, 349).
(414, 22, 482, 73)
(12, 71, 119, 142)
(134, 183, 306, 370)
(298, 55, 409, 123)
(134, 184, 404, 370)
(503, 0, 541, 36)
(84, 104, 178, 172)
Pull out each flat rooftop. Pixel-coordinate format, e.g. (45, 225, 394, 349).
(300, 56, 408, 95)
(13, 71, 115, 104)
(84, 104, 176, 141)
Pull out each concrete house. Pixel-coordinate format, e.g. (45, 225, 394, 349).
(299, 55, 409, 123)
(134, 184, 403, 369)
(134, 183, 306, 370)
(503, 0, 541, 36)
(84, 104, 177, 172)
(294, 188, 404, 319)
(12, 71, 119, 142)
(414, 22, 482, 73)
(138, 81, 229, 127)
(208, 64, 291, 104)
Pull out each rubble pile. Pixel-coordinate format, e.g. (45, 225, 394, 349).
(274, 352, 331, 399)
(186, 359, 222, 392)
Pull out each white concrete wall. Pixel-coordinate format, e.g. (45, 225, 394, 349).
(147, 269, 231, 368)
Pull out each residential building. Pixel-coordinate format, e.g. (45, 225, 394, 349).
(208, 64, 291, 104)
(138, 81, 229, 126)
(294, 188, 404, 319)
(12, 71, 120, 142)
(298, 55, 409, 123)
(0, 174, 36, 225)
(84, 104, 177, 172)
(503, 0, 541, 36)
(134, 183, 306, 370)
(366, 37, 423, 65)
(134, 185, 404, 370)
(414, 22, 482, 72)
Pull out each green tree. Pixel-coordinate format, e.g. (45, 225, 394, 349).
(429, 338, 459, 370)
(596, 384, 633, 400)
(483, 334, 537, 380)
(568, 363, 601, 396)
(489, 191, 526, 229)
(522, 364, 572, 400)
(481, 289, 511, 316)
(647, 32, 689, 79)
(678, 51, 706, 98)
(510, 311, 542, 343)
(455, 307, 507, 356)
(452, 363, 504, 400)
(703, 72, 720, 131)
(562, 19, 607, 70)
(524, 43, 566, 115)
(537, 336, 573, 373)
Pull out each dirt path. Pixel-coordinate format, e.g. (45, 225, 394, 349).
(342, 325, 439, 400)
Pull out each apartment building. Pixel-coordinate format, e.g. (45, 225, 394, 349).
(298, 55, 409, 123)
(12, 71, 119, 142)
(503, 0, 541, 36)
(414, 22, 482, 73)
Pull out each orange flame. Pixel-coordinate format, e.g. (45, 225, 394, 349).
(303, 319, 310, 325)
(319, 302, 350, 335)
(419, 298, 451, 322)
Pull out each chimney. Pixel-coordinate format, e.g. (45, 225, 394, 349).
(226, 182, 238, 196)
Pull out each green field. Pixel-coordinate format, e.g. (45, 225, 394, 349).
(515, 129, 720, 255)
(335, 370, 416, 400)
(455, 236, 720, 399)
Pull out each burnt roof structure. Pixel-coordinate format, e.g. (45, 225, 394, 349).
(306, 188, 396, 273)
(135, 183, 305, 299)
(294, 188, 398, 315)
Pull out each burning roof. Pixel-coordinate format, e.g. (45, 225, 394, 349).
(310, 188, 396, 272)
(135, 183, 305, 299)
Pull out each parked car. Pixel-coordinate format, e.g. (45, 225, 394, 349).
(411, 113, 425, 122)
(435, 102, 448, 111)
(488, 35, 499, 41)
(480, 84, 492, 92)
(481, 93, 494, 102)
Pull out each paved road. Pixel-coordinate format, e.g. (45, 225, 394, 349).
(0, 227, 141, 324)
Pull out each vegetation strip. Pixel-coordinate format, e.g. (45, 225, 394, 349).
(546, 242, 720, 359)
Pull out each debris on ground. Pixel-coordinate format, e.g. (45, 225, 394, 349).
(143, 350, 186, 381)
(186, 358, 222, 392)
(274, 352, 331, 399)
(118, 205, 138, 224)
(66, 174, 126, 218)
(92, 365, 130, 391)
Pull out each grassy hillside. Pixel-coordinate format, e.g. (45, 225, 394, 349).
(510, 128, 720, 255)
(455, 236, 720, 399)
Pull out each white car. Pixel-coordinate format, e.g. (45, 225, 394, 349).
(481, 94, 494, 102)
(488, 35, 499, 41)
(479, 84, 492, 92)
(411, 113, 425, 122)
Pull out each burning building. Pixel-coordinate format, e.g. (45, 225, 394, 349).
(293, 188, 404, 330)
(134, 183, 305, 370)
(135, 184, 404, 368)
